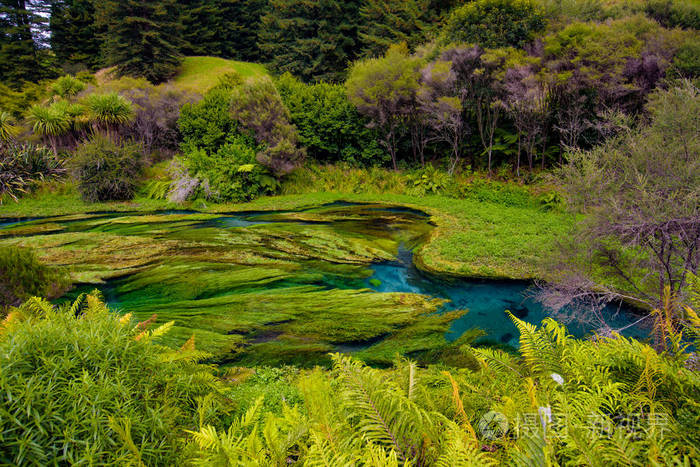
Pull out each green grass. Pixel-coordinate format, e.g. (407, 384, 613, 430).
(172, 56, 268, 93)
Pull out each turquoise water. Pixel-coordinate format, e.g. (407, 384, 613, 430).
(367, 247, 651, 346)
(1, 203, 651, 355)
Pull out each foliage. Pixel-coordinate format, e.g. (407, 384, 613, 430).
(179, 87, 239, 154)
(276, 73, 386, 166)
(0, 111, 17, 144)
(188, 313, 700, 464)
(0, 0, 57, 87)
(646, 0, 700, 30)
(179, 0, 268, 62)
(183, 136, 278, 202)
(0, 292, 219, 465)
(84, 92, 134, 134)
(259, 0, 364, 82)
(440, 0, 547, 49)
(50, 0, 103, 71)
(358, 0, 432, 58)
(549, 82, 700, 316)
(51, 74, 87, 98)
(229, 77, 305, 176)
(347, 43, 422, 170)
(69, 135, 144, 202)
(0, 143, 65, 203)
(406, 164, 451, 196)
(95, 0, 182, 83)
(0, 246, 69, 307)
(118, 84, 196, 158)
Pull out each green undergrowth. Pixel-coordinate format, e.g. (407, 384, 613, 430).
(2, 293, 698, 464)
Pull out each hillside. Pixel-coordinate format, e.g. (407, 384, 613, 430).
(172, 56, 268, 93)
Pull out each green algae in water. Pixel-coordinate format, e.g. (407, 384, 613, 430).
(0, 202, 650, 365)
(3, 204, 445, 364)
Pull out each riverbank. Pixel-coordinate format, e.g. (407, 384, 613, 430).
(0, 184, 574, 281)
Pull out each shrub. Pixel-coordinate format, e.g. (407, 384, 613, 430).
(179, 87, 239, 154)
(646, 0, 700, 30)
(276, 73, 386, 166)
(69, 135, 144, 202)
(119, 84, 197, 158)
(51, 75, 87, 98)
(0, 144, 65, 203)
(0, 293, 218, 465)
(440, 0, 546, 48)
(230, 77, 305, 176)
(0, 247, 70, 308)
(183, 135, 278, 202)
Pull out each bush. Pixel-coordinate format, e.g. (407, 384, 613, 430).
(0, 144, 65, 203)
(69, 135, 144, 202)
(183, 135, 278, 202)
(179, 87, 239, 154)
(440, 0, 546, 48)
(230, 77, 305, 176)
(276, 73, 386, 166)
(0, 294, 217, 464)
(0, 247, 70, 308)
(51, 75, 87, 98)
(119, 84, 197, 158)
(646, 0, 700, 30)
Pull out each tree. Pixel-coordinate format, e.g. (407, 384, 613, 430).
(95, 0, 182, 84)
(346, 44, 422, 170)
(358, 0, 430, 58)
(440, 0, 546, 49)
(505, 65, 551, 174)
(276, 73, 386, 166)
(28, 103, 71, 155)
(179, 0, 266, 61)
(259, 0, 363, 83)
(0, 0, 55, 86)
(543, 82, 700, 329)
(418, 60, 464, 174)
(442, 45, 509, 174)
(85, 93, 134, 138)
(50, 0, 102, 71)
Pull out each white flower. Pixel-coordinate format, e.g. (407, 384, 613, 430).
(550, 373, 564, 385)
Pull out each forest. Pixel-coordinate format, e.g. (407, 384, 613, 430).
(0, 0, 699, 465)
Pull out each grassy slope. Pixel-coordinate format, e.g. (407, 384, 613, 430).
(172, 56, 268, 93)
(0, 186, 573, 280)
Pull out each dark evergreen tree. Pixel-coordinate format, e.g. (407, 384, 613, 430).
(96, 0, 182, 84)
(180, 0, 267, 61)
(50, 0, 102, 71)
(259, 0, 363, 83)
(358, 0, 431, 58)
(0, 0, 54, 86)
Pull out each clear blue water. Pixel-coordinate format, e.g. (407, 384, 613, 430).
(367, 246, 651, 346)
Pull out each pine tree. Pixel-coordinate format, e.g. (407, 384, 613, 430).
(50, 0, 103, 71)
(96, 0, 182, 84)
(358, 0, 431, 58)
(180, 0, 267, 61)
(259, 0, 363, 83)
(0, 0, 54, 86)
